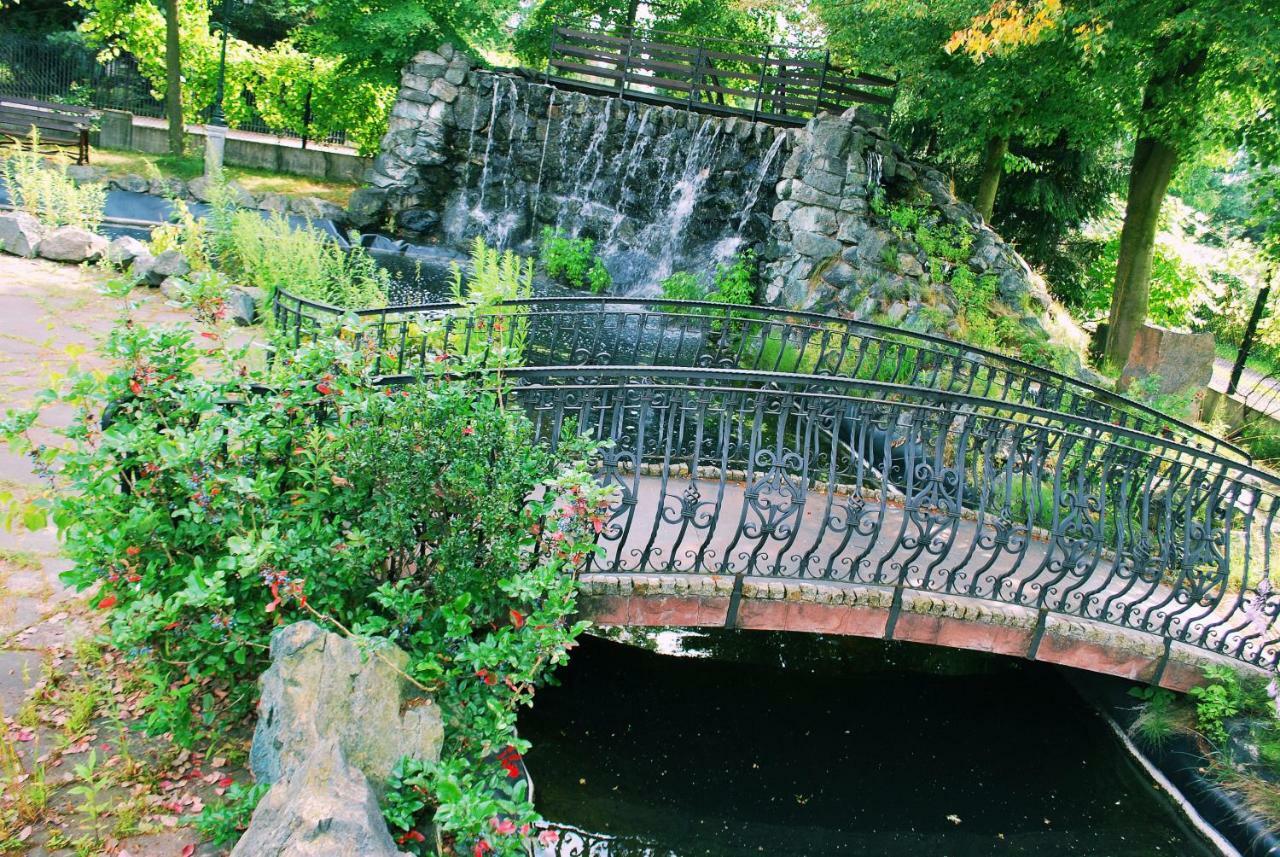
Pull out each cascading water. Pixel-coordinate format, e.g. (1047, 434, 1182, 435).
(436, 77, 789, 295)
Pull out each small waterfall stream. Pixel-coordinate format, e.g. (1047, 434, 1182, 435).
(439, 80, 789, 295)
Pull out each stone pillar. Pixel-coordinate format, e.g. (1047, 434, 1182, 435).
(203, 123, 228, 176)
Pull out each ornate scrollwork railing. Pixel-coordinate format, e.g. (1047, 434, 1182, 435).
(274, 288, 1280, 670)
(272, 289, 1243, 460)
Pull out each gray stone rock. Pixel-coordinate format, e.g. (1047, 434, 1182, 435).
(37, 226, 107, 263)
(445, 59, 468, 86)
(428, 78, 459, 103)
(135, 249, 191, 286)
(110, 173, 151, 194)
(226, 287, 258, 326)
(258, 192, 291, 214)
(230, 738, 410, 857)
(792, 230, 842, 260)
(897, 253, 924, 278)
(250, 621, 442, 794)
(65, 164, 106, 184)
(885, 301, 909, 323)
(188, 177, 256, 208)
(0, 211, 46, 258)
(347, 187, 389, 230)
(106, 236, 149, 268)
(290, 196, 347, 224)
(159, 276, 186, 301)
(1120, 324, 1216, 408)
(789, 206, 837, 236)
(149, 177, 188, 199)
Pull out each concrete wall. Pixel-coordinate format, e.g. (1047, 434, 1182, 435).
(95, 110, 371, 184)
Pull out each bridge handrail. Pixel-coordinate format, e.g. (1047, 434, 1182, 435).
(272, 288, 1245, 460)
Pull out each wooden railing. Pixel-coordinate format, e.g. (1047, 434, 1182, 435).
(543, 23, 896, 126)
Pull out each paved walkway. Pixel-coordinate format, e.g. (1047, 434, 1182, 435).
(1211, 356, 1280, 418)
(0, 255, 260, 856)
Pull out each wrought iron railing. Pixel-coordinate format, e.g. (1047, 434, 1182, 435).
(272, 287, 1280, 672)
(271, 289, 1245, 460)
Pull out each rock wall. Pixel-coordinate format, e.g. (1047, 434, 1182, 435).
(356, 45, 1054, 334)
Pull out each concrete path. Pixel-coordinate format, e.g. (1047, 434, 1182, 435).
(1212, 355, 1280, 418)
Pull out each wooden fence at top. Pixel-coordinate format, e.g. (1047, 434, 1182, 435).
(544, 23, 896, 126)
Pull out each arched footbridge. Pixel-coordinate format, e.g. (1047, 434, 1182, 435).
(276, 290, 1280, 691)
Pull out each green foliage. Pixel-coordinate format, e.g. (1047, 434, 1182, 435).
(1238, 422, 1280, 465)
(0, 131, 106, 230)
(1078, 234, 1206, 328)
(709, 250, 756, 306)
(660, 272, 705, 303)
(77, 0, 394, 154)
(539, 227, 610, 293)
(226, 211, 389, 307)
(1127, 686, 1179, 749)
(1189, 666, 1254, 746)
(197, 782, 270, 846)
(1, 306, 611, 851)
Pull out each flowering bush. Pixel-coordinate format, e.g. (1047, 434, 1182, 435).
(2, 306, 614, 852)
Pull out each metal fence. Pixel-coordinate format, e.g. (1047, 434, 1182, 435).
(0, 32, 347, 147)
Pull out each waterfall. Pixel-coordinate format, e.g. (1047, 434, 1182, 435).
(649, 118, 722, 285)
(733, 131, 786, 237)
(601, 108, 653, 251)
(474, 82, 505, 213)
(557, 99, 613, 232)
(459, 92, 483, 212)
(498, 78, 521, 217)
(866, 151, 884, 194)
(531, 90, 556, 217)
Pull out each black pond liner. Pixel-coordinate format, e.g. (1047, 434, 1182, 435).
(1071, 671, 1280, 857)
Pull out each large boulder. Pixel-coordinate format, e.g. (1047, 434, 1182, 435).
(230, 738, 410, 857)
(290, 196, 347, 225)
(0, 211, 46, 258)
(1120, 323, 1216, 410)
(346, 187, 389, 231)
(37, 226, 107, 263)
(226, 286, 260, 326)
(133, 249, 191, 286)
(249, 621, 442, 794)
(106, 236, 150, 269)
(188, 176, 256, 208)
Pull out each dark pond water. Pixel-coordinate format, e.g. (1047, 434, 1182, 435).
(520, 631, 1217, 857)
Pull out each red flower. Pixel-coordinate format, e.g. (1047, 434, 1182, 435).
(490, 817, 516, 835)
(509, 608, 525, 629)
(397, 830, 427, 845)
(462, 426, 475, 436)
(96, 594, 117, 610)
(316, 383, 333, 396)
(538, 830, 560, 846)
(475, 668, 497, 686)
(129, 380, 142, 395)
(473, 840, 491, 857)
(126, 546, 141, 556)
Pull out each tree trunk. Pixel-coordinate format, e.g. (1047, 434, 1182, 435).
(1103, 135, 1179, 369)
(974, 135, 1007, 223)
(164, 0, 183, 156)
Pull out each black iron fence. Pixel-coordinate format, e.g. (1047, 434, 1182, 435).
(272, 290, 1245, 460)
(0, 32, 347, 147)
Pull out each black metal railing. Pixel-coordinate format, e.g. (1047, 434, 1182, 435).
(272, 289, 1245, 460)
(543, 21, 895, 126)
(272, 288, 1280, 672)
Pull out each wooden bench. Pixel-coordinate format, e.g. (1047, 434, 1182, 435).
(0, 96, 98, 165)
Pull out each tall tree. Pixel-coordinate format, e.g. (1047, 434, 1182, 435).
(815, 0, 1128, 224)
(948, 0, 1280, 367)
(163, 0, 183, 155)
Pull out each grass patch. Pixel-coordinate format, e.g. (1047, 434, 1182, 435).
(92, 148, 358, 206)
(0, 548, 41, 571)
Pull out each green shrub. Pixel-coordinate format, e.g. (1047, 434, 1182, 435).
(660, 272, 704, 304)
(1, 313, 613, 856)
(227, 211, 388, 308)
(0, 130, 105, 230)
(540, 227, 610, 293)
(710, 251, 756, 306)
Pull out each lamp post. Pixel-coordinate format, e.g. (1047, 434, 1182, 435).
(203, 0, 251, 175)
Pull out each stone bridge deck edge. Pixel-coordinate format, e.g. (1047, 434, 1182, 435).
(575, 573, 1266, 693)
